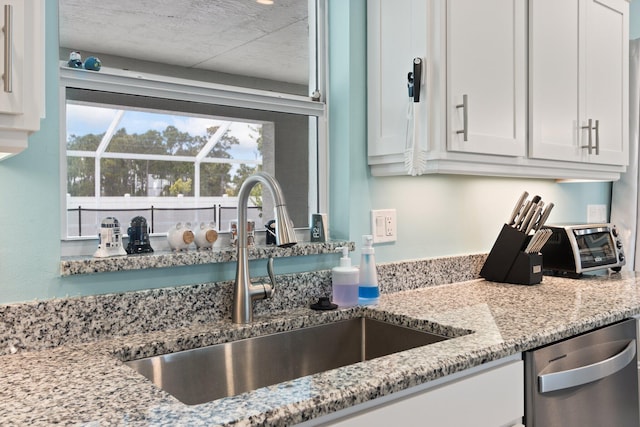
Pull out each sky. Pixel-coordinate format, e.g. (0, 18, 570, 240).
(66, 103, 263, 161)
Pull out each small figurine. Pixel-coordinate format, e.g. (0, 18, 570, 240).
(93, 217, 126, 258)
(84, 56, 102, 71)
(194, 222, 218, 250)
(126, 216, 154, 254)
(67, 51, 83, 69)
(167, 222, 195, 251)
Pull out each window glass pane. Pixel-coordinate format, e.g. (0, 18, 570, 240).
(66, 104, 117, 150)
(64, 95, 312, 239)
(66, 156, 95, 197)
(209, 123, 264, 162)
(99, 158, 195, 197)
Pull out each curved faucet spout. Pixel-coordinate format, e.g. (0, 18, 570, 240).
(232, 172, 297, 324)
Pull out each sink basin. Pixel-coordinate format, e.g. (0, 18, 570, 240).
(124, 317, 449, 405)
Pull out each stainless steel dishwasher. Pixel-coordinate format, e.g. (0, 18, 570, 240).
(525, 318, 639, 427)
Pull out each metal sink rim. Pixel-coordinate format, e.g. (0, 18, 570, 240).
(124, 316, 452, 405)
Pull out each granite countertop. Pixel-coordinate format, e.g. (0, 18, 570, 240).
(60, 241, 355, 276)
(3, 272, 640, 425)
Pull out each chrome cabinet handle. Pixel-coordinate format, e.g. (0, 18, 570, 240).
(456, 94, 468, 141)
(594, 119, 600, 155)
(581, 118, 593, 154)
(2, 4, 11, 94)
(538, 339, 636, 393)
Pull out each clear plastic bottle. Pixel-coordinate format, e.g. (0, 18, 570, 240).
(358, 235, 380, 305)
(331, 246, 359, 307)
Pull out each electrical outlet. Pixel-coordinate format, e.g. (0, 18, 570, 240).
(371, 209, 397, 243)
(587, 204, 607, 223)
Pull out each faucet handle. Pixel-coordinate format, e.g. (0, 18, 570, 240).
(266, 256, 276, 295)
(248, 257, 276, 302)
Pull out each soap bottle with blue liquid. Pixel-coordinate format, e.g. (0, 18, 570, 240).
(358, 235, 380, 305)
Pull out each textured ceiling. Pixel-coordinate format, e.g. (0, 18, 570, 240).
(58, 0, 310, 85)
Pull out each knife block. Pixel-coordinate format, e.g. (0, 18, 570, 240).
(480, 224, 543, 285)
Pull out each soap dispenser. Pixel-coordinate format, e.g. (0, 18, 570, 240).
(332, 246, 360, 307)
(358, 235, 380, 305)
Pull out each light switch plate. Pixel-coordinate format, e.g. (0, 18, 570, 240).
(371, 209, 397, 243)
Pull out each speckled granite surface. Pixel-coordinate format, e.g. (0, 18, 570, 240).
(7, 254, 486, 355)
(60, 241, 355, 276)
(3, 256, 640, 425)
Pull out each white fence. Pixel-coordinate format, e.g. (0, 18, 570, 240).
(66, 196, 265, 237)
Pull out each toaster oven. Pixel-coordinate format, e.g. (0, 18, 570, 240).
(540, 223, 625, 276)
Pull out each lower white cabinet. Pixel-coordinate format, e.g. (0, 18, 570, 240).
(304, 355, 524, 427)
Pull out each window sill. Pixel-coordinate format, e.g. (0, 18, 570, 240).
(60, 240, 353, 276)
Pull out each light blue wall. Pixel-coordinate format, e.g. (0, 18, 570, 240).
(0, 1, 615, 304)
(632, 0, 640, 39)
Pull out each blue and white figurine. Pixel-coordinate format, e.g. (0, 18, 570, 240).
(67, 51, 83, 68)
(93, 217, 127, 258)
(84, 56, 101, 71)
(126, 216, 154, 254)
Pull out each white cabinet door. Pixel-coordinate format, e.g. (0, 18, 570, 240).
(583, 0, 628, 166)
(446, 0, 526, 157)
(529, 0, 628, 166)
(367, 0, 427, 164)
(323, 359, 524, 427)
(0, 0, 43, 137)
(529, 0, 581, 162)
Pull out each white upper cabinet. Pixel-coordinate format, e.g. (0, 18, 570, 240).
(0, 0, 45, 159)
(584, 0, 628, 165)
(447, 0, 526, 157)
(529, 0, 629, 167)
(0, 0, 24, 116)
(368, 0, 630, 181)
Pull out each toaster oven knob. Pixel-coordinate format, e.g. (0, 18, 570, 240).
(616, 239, 623, 249)
(619, 253, 625, 262)
(612, 226, 619, 237)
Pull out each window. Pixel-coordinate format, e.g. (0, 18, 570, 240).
(59, 0, 327, 254)
(60, 74, 324, 248)
(66, 101, 270, 237)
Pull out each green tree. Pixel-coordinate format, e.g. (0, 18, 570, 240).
(200, 126, 239, 196)
(66, 122, 248, 198)
(226, 125, 264, 197)
(169, 178, 192, 196)
(228, 164, 260, 197)
(66, 133, 102, 196)
(67, 156, 95, 196)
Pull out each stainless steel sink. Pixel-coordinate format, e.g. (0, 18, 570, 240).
(124, 317, 449, 405)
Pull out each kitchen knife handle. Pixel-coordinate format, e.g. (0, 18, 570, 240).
(516, 200, 533, 230)
(535, 202, 554, 231)
(594, 119, 600, 155)
(456, 94, 468, 141)
(508, 191, 529, 225)
(524, 204, 543, 235)
(581, 119, 593, 154)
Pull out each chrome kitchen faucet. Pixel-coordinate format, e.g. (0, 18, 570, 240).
(232, 172, 297, 324)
